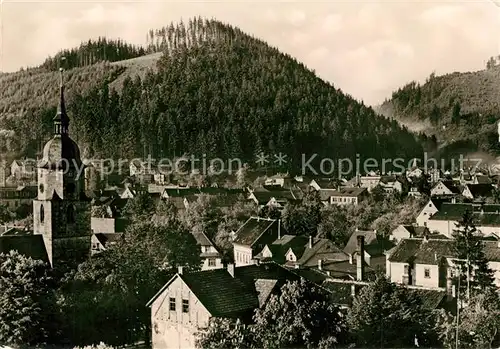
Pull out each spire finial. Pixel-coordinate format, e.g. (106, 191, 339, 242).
(59, 67, 64, 89)
(54, 63, 69, 135)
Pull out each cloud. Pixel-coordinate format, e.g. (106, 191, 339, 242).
(286, 9, 306, 26)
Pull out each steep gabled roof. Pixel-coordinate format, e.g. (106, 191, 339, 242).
(343, 230, 378, 256)
(388, 238, 455, 265)
(233, 217, 277, 246)
(0, 234, 49, 264)
(465, 184, 494, 198)
(181, 269, 259, 318)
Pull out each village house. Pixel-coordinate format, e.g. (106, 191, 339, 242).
(390, 224, 448, 242)
(146, 262, 309, 349)
(264, 174, 291, 188)
(474, 174, 492, 185)
(232, 217, 283, 267)
(247, 188, 301, 209)
(430, 180, 461, 197)
(343, 230, 391, 274)
(90, 232, 124, 255)
(416, 197, 453, 227)
(378, 176, 404, 194)
(256, 235, 349, 270)
(10, 159, 36, 181)
(426, 203, 500, 238)
(309, 178, 338, 191)
(90, 197, 129, 235)
(386, 237, 500, 288)
(193, 231, 224, 271)
(0, 185, 37, 210)
(461, 183, 494, 201)
(329, 187, 367, 206)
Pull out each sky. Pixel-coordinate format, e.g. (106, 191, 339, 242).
(0, 0, 499, 106)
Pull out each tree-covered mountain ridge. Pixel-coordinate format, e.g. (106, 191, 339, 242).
(376, 64, 500, 157)
(1, 17, 423, 170)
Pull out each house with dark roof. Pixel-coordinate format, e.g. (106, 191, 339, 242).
(0, 233, 49, 263)
(146, 262, 312, 349)
(309, 178, 338, 191)
(416, 197, 453, 227)
(390, 224, 448, 242)
(247, 188, 301, 209)
(193, 231, 223, 271)
(90, 232, 124, 255)
(430, 180, 461, 197)
(255, 235, 349, 271)
(461, 183, 494, 201)
(474, 175, 492, 185)
(427, 203, 500, 238)
(232, 217, 283, 267)
(387, 237, 500, 288)
(379, 175, 403, 193)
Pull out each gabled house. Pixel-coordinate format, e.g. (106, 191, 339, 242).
(264, 174, 291, 188)
(247, 188, 300, 209)
(427, 203, 500, 238)
(193, 231, 223, 271)
(359, 175, 381, 192)
(416, 197, 453, 227)
(146, 262, 311, 349)
(386, 237, 500, 288)
(461, 184, 494, 201)
(232, 217, 283, 266)
(379, 176, 403, 193)
(430, 180, 461, 197)
(90, 232, 124, 255)
(318, 189, 337, 205)
(406, 167, 424, 179)
(390, 225, 448, 242)
(256, 235, 349, 270)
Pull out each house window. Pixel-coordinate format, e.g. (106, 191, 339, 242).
(169, 297, 176, 311)
(208, 259, 216, 267)
(424, 268, 431, 278)
(182, 299, 189, 313)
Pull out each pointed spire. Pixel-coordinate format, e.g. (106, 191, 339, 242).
(54, 67, 69, 135)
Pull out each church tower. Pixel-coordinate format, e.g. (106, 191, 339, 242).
(33, 68, 91, 269)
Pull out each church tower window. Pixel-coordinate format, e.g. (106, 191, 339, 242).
(40, 205, 44, 223)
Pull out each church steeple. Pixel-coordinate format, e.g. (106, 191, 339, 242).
(54, 68, 69, 135)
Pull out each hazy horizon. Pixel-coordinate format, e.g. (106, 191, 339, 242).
(1, 0, 499, 106)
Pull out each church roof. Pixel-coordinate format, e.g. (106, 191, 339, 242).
(0, 234, 49, 264)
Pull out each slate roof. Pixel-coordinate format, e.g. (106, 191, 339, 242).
(430, 203, 472, 221)
(0, 234, 49, 263)
(344, 230, 378, 256)
(193, 231, 214, 247)
(475, 175, 492, 184)
(409, 288, 446, 309)
(388, 238, 456, 265)
(483, 241, 500, 262)
(233, 217, 277, 246)
(295, 238, 349, 267)
(311, 179, 338, 190)
(147, 262, 315, 319)
(181, 269, 259, 318)
(465, 184, 494, 198)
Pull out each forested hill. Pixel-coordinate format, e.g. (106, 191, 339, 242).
(0, 18, 423, 170)
(377, 64, 500, 156)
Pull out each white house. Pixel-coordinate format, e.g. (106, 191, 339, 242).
(430, 180, 461, 197)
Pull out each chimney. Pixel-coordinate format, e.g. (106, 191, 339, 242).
(309, 235, 313, 249)
(278, 219, 281, 240)
(227, 263, 235, 278)
(451, 196, 456, 204)
(318, 259, 322, 270)
(356, 235, 365, 281)
(349, 254, 353, 265)
(178, 266, 183, 275)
